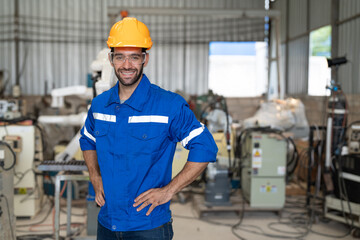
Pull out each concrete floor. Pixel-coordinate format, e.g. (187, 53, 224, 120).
(16, 195, 358, 240)
(171, 201, 356, 240)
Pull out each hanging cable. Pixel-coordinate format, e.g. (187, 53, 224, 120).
(0, 141, 16, 171)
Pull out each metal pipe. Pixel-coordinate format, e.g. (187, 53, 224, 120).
(54, 174, 90, 240)
(325, 117, 333, 168)
(275, 17, 282, 99)
(304, 0, 310, 95)
(306, 127, 314, 206)
(14, 0, 19, 86)
(331, 0, 340, 81)
(67, 181, 72, 237)
(182, 16, 187, 93)
(108, 7, 280, 19)
(337, 12, 360, 25)
(55, 176, 61, 240)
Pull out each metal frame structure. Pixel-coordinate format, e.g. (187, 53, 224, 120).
(107, 8, 281, 18)
(54, 173, 89, 240)
(325, 195, 360, 228)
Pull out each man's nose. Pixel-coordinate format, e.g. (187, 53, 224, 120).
(123, 58, 132, 68)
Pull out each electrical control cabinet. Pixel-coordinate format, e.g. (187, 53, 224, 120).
(0, 125, 43, 217)
(0, 99, 26, 120)
(0, 145, 16, 240)
(241, 131, 287, 208)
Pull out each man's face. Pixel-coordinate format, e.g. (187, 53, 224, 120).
(110, 47, 148, 87)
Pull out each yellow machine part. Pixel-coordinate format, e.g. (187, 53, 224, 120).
(212, 132, 235, 165)
(171, 131, 235, 179)
(53, 145, 83, 161)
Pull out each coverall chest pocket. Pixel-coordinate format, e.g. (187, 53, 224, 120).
(94, 122, 111, 149)
(94, 121, 110, 136)
(128, 123, 167, 153)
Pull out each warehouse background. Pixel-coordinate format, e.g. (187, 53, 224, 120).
(1, 1, 360, 239)
(1, 0, 360, 123)
(0, 0, 265, 96)
(270, 0, 360, 125)
(272, 0, 360, 95)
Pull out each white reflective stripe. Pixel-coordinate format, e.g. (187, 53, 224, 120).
(181, 123, 205, 147)
(84, 126, 96, 143)
(128, 115, 169, 123)
(341, 172, 360, 183)
(93, 113, 116, 122)
(326, 109, 347, 114)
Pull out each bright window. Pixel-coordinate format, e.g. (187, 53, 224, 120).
(208, 42, 268, 97)
(308, 26, 331, 96)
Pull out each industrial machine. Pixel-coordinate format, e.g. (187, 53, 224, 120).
(240, 130, 287, 208)
(35, 48, 115, 238)
(325, 90, 347, 168)
(324, 57, 348, 170)
(348, 124, 360, 154)
(325, 152, 360, 228)
(37, 48, 115, 163)
(0, 141, 16, 240)
(0, 125, 43, 217)
(324, 120, 360, 227)
(322, 57, 360, 229)
(0, 99, 26, 120)
(196, 94, 235, 206)
(172, 130, 234, 207)
(205, 162, 232, 206)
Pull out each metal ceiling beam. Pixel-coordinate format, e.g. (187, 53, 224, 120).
(107, 7, 280, 19)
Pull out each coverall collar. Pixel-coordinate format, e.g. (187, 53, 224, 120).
(106, 74, 151, 112)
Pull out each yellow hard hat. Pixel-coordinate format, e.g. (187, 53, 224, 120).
(107, 17, 153, 50)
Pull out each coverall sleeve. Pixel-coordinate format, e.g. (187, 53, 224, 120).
(169, 97, 218, 163)
(79, 106, 96, 151)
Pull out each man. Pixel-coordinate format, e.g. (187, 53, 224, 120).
(79, 17, 218, 240)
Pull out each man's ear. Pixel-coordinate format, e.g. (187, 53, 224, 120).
(143, 53, 149, 67)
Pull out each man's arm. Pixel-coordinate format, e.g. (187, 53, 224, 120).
(83, 150, 105, 207)
(133, 161, 208, 216)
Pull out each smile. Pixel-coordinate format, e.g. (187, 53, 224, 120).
(119, 69, 137, 76)
(121, 71, 136, 75)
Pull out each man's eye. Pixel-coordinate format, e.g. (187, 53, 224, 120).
(131, 56, 141, 61)
(115, 55, 124, 61)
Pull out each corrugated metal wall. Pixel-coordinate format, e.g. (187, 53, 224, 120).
(0, 0, 266, 96)
(279, 0, 310, 95)
(309, 0, 331, 30)
(287, 37, 309, 94)
(272, 0, 360, 95)
(338, 0, 360, 94)
(268, 0, 286, 99)
(288, 0, 308, 39)
(0, 0, 15, 97)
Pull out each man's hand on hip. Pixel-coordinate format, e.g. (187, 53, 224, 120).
(133, 187, 174, 216)
(133, 162, 209, 216)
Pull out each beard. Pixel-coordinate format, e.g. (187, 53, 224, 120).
(114, 65, 144, 87)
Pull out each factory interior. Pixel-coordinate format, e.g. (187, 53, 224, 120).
(1, 0, 360, 239)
